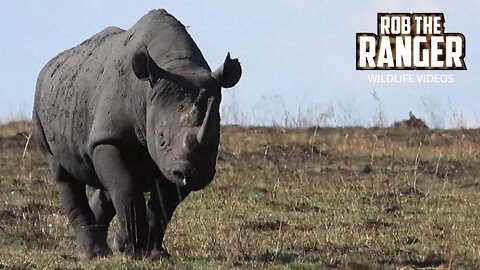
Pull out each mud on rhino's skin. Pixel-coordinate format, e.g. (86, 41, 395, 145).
(32, 9, 241, 259)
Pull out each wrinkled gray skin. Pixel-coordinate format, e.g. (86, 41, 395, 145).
(32, 9, 241, 260)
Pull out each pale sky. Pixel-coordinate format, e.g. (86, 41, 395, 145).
(1, 1, 479, 128)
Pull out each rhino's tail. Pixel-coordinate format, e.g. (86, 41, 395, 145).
(32, 108, 52, 155)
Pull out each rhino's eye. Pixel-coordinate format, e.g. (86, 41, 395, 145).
(158, 132, 166, 145)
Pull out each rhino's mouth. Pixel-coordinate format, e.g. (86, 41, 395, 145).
(171, 169, 188, 186)
(163, 165, 214, 191)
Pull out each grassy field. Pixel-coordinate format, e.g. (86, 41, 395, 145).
(1, 121, 480, 269)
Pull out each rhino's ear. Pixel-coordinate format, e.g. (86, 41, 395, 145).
(211, 53, 242, 88)
(132, 45, 162, 87)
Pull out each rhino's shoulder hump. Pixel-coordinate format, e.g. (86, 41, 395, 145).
(79, 26, 125, 47)
(127, 9, 210, 71)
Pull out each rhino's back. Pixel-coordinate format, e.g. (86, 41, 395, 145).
(34, 26, 126, 181)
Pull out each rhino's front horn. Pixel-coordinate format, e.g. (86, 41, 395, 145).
(211, 53, 242, 88)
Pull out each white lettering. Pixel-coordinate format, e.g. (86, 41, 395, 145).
(430, 36, 444, 67)
(446, 36, 463, 68)
(359, 36, 377, 68)
(377, 36, 394, 67)
(413, 36, 429, 67)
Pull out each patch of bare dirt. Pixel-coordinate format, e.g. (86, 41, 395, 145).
(0, 209, 17, 224)
(242, 220, 287, 231)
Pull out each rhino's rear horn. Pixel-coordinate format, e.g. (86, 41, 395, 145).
(211, 53, 242, 88)
(196, 97, 215, 147)
(132, 45, 163, 87)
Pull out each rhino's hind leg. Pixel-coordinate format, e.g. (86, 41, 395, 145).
(47, 156, 111, 259)
(146, 180, 190, 260)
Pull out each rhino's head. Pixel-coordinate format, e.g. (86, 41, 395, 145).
(132, 46, 241, 191)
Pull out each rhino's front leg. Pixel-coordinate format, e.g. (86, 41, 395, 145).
(146, 180, 190, 260)
(92, 144, 149, 258)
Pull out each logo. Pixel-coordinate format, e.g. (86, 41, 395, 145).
(356, 13, 466, 70)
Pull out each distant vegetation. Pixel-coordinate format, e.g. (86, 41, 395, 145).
(2, 92, 477, 129)
(218, 92, 477, 129)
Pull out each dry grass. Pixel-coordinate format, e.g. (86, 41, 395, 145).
(0, 120, 31, 137)
(1, 122, 480, 269)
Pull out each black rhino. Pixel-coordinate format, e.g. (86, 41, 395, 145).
(32, 9, 241, 259)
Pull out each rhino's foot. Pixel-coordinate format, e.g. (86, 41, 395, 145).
(149, 248, 170, 260)
(75, 245, 112, 260)
(74, 225, 111, 260)
(125, 248, 169, 260)
(113, 230, 169, 260)
(113, 231, 126, 252)
(113, 231, 150, 259)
